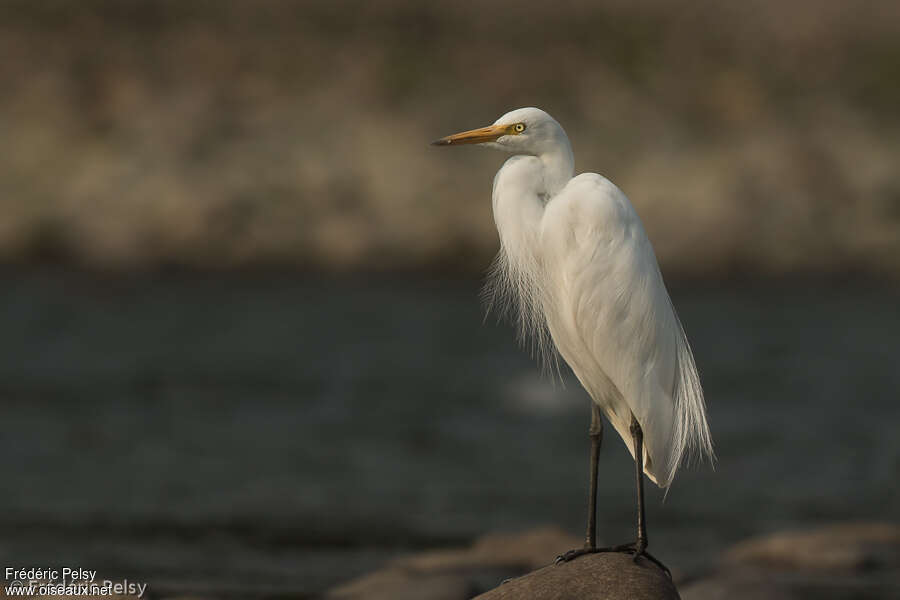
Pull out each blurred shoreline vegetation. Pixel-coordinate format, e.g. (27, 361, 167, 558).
(1, 0, 899, 277)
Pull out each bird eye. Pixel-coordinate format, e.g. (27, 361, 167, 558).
(514, 123, 526, 133)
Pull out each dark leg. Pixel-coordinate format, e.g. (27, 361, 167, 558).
(556, 413, 671, 579)
(630, 414, 648, 557)
(586, 403, 603, 549)
(555, 404, 602, 562)
(620, 414, 668, 576)
(556, 402, 603, 563)
(506, 408, 602, 585)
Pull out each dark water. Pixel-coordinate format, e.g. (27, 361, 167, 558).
(1, 271, 898, 596)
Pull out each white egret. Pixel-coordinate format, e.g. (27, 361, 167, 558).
(432, 108, 714, 573)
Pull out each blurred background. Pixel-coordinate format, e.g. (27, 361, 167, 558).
(1, 0, 898, 597)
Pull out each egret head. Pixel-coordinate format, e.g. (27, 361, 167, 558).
(432, 107, 568, 156)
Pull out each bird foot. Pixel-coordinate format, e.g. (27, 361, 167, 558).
(555, 543, 671, 579)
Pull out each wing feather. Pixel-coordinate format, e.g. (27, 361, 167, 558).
(539, 174, 714, 487)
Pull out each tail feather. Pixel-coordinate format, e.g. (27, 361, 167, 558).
(663, 306, 715, 488)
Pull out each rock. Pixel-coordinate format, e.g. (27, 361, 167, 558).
(724, 522, 900, 572)
(474, 552, 679, 600)
(326, 526, 581, 600)
(681, 522, 900, 600)
(329, 521, 900, 600)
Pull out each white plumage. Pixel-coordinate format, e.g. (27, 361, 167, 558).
(436, 107, 713, 489)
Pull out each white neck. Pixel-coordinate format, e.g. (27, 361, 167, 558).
(491, 139, 575, 253)
(538, 142, 575, 197)
(487, 147, 573, 373)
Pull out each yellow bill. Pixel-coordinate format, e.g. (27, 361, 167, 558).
(431, 123, 515, 146)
